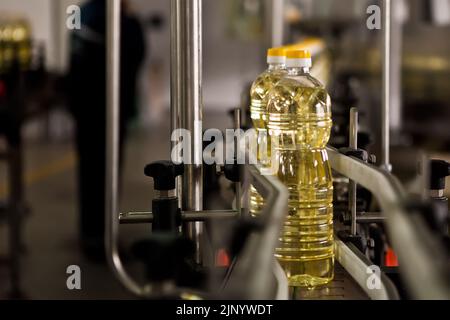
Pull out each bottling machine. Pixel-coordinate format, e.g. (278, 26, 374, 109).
(104, 0, 450, 300)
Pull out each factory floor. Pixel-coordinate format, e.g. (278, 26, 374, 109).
(0, 110, 233, 299)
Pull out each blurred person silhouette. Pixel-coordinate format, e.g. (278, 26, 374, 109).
(68, 0, 145, 261)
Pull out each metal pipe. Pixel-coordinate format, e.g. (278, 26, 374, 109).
(269, 0, 285, 47)
(382, 0, 392, 171)
(170, 0, 182, 207)
(119, 210, 239, 224)
(234, 108, 242, 216)
(105, 0, 145, 297)
(389, 0, 403, 134)
(356, 213, 386, 224)
(349, 108, 358, 235)
(349, 108, 358, 149)
(170, 0, 204, 265)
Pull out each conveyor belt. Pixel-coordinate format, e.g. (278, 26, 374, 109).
(290, 262, 369, 300)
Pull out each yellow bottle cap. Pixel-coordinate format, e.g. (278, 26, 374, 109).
(285, 49, 312, 68)
(286, 49, 311, 59)
(267, 47, 286, 57)
(267, 47, 286, 65)
(282, 37, 324, 55)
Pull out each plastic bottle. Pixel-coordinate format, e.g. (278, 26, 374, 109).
(267, 49, 334, 287)
(249, 48, 287, 216)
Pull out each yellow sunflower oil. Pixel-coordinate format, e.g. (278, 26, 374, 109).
(249, 48, 287, 216)
(267, 49, 334, 287)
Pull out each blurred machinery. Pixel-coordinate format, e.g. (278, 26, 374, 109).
(102, 0, 450, 300)
(0, 14, 60, 298)
(0, 16, 32, 298)
(286, 0, 450, 149)
(286, 0, 450, 299)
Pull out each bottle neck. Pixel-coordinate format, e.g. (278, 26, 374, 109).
(287, 66, 310, 75)
(268, 63, 286, 71)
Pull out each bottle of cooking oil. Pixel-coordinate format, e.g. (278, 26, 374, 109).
(249, 48, 287, 216)
(267, 49, 334, 287)
(0, 19, 31, 72)
(0, 20, 4, 73)
(1, 21, 15, 72)
(12, 19, 32, 70)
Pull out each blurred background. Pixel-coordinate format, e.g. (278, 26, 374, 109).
(0, 0, 449, 299)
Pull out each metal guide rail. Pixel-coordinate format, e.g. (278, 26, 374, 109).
(327, 146, 450, 300)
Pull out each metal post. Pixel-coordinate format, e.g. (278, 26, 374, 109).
(105, 0, 145, 296)
(389, 0, 403, 135)
(268, 0, 285, 48)
(382, 0, 392, 171)
(234, 109, 242, 216)
(171, 0, 182, 207)
(349, 108, 358, 235)
(170, 0, 204, 264)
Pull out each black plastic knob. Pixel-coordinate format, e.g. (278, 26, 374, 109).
(430, 159, 450, 191)
(144, 161, 184, 191)
(339, 147, 369, 163)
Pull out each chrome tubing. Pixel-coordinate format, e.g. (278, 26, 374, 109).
(349, 108, 358, 235)
(381, 0, 393, 171)
(234, 108, 242, 215)
(269, 0, 285, 48)
(105, 0, 149, 298)
(119, 210, 239, 224)
(170, 0, 204, 265)
(170, 0, 182, 208)
(327, 147, 450, 299)
(388, 0, 403, 135)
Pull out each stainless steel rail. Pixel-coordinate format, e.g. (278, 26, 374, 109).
(381, 0, 391, 171)
(266, 0, 285, 48)
(234, 109, 242, 215)
(105, 0, 148, 297)
(356, 213, 386, 223)
(327, 146, 450, 299)
(388, 0, 403, 135)
(335, 239, 399, 300)
(349, 108, 358, 235)
(382, 0, 400, 172)
(170, 0, 204, 265)
(119, 210, 238, 224)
